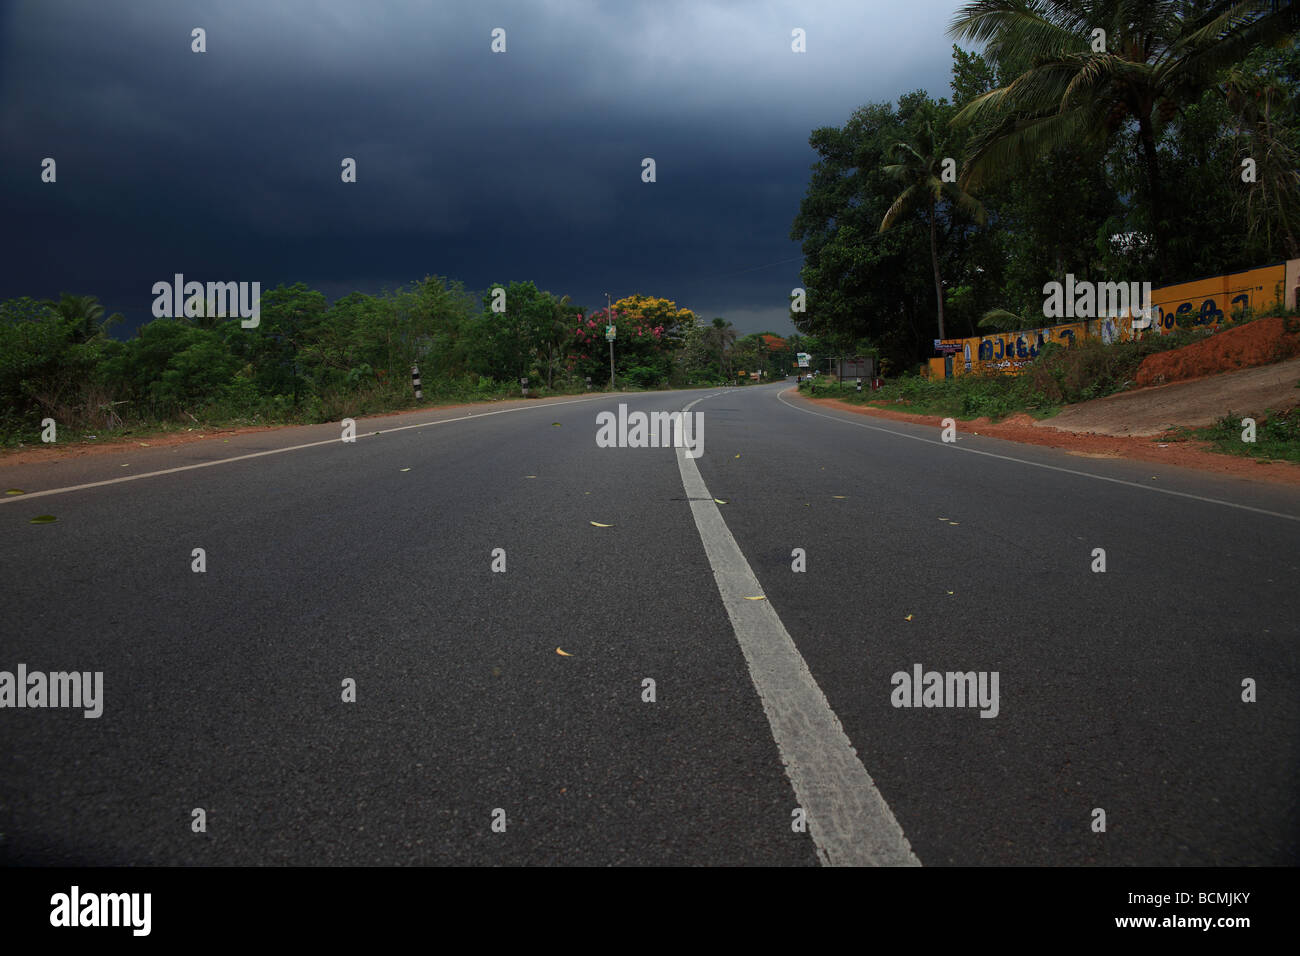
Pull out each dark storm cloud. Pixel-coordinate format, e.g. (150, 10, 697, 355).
(0, 0, 959, 334)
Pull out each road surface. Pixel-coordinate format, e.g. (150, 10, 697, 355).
(2, 383, 1297, 865)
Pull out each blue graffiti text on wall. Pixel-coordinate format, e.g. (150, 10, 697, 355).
(978, 330, 1050, 363)
(1154, 293, 1251, 330)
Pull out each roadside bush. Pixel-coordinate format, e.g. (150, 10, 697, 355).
(1024, 331, 1201, 404)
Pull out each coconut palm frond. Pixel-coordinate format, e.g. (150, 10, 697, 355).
(880, 184, 921, 232)
(978, 308, 1025, 331)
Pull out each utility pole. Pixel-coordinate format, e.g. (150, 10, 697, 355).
(606, 292, 615, 390)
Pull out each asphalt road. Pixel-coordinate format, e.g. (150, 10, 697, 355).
(2, 382, 1297, 865)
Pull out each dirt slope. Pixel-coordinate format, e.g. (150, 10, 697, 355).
(1136, 315, 1300, 386)
(800, 391, 1300, 487)
(1041, 355, 1300, 438)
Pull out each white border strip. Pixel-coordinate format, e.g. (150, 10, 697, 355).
(778, 389, 1300, 523)
(1, 396, 604, 504)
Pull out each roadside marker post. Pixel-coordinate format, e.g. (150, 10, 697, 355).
(411, 365, 422, 401)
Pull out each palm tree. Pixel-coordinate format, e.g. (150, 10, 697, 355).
(46, 293, 122, 343)
(539, 293, 576, 388)
(1225, 60, 1300, 259)
(879, 120, 987, 340)
(702, 317, 737, 375)
(947, 0, 1298, 275)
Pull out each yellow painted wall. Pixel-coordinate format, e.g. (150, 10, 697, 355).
(934, 262, 1293, 377)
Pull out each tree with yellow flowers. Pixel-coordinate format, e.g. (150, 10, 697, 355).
(611, 295, 696, 345)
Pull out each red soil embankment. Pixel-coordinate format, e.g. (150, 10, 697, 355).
(1136, 316, 1300, 386)
(796, 393, 1300, 486)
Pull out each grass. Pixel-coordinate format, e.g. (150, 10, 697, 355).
(1175, 408, 1300, 464)
(0, 373, 749, 451)
(801, 374, 1054, 421)
(0, 379, 585, 450)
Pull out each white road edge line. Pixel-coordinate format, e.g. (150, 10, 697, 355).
(675, 394, 920, 867)
(778, 388, 1300, 523)
(1, 395, 606, 504)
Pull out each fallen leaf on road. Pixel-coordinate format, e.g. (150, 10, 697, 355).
(556, 647, 573, 656)
(552, 422, 561, 427)
(947, 590, 954, 595)
(714, 498, 728, 504)
(948, 521, 959, 525)
(590, 521, 613, 527)
(400, 468, 411, 472)
(938, 516, 949, 520)
(4, 489, 23, 496)
(137, 442, 150, 447)
(831, 495, 847, 499)
(904, 614, 913, 621)
(744, 596, 766, 601)
(525, 475, 537, 478)
(30, 515, 57, 524)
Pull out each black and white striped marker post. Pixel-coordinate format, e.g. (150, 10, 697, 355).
(411, 365, 422, 400)
(520, 376, 529, 398)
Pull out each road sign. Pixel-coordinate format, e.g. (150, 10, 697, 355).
(797, 351, 810, 368)
(606, 326, 616, 341)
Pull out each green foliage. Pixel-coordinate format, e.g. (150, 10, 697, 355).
(947, 0, 1298, 280)
(0, 275, 726, 443)
(570, 302, 675, 388)
(793, 19, 1300, 370)
(1195, 409, 1300, 464)
(623, 365, 661, 389)
(796, 323, 1224, 422)
(0, 297, 114, 439)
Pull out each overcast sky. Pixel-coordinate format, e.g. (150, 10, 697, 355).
(1, 0, 966, 336)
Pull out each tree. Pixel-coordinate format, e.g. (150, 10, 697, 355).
(470, 281, 555, 382)
(235, 283, 327, 400)
(674, 317, 719, 384)
(45, 293, 122, 344)
(702, 317, 737, 373)
(571, 305, 674, 387)
(539, 293, 581, 388)
(791, 97, 944, 367)
(948, 0, 1299, 279)
(1225, 50, 1300, 259)
(879, 119, 987, 339)
(611, 295, 697, 344)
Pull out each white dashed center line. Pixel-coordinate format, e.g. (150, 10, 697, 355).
(674, 395, 919, 866)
